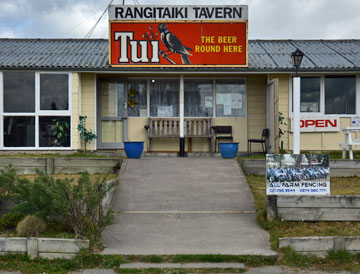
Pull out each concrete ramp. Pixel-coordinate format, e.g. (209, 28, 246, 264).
(101, 157, 275, 256)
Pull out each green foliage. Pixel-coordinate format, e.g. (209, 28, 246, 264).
(59, 172, 116, 247)
(148, 255, 163, 263)
(16, 215, 47, 237)
(13, 171, 70, 218)
(172, 254, 276, 266)
(12, 169, 116, 248)
(326, 249, 353, 264)
(0, 251, 127, 274)
(280, 246, 324, 267)
(278, 111, 287, 139)
(52, 118, 70, 146)
(78, 115, 97, 150)
(0, 165, 17, 197)
(0, 212, 24, 229)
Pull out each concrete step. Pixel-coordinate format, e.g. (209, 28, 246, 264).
(119, 263, 245, 269)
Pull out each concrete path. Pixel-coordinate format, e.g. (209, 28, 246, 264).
(101, 157, 275, 256)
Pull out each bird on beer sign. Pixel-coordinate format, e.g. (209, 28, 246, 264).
(157, 23, 193, 64)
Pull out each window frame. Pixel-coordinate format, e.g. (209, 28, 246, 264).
(289, 74, 360, 118)
(0, 71, 72, 150)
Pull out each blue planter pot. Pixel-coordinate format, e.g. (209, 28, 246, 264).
(219, 142, 239, 159)
(124, 142, 144, 159)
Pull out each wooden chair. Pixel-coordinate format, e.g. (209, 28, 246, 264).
(212, 126, 233, 152)
(248, 128, 270, 156)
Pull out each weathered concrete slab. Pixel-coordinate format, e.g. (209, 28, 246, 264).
(102, 157, 275, 256)
(279, 236, 360, 256)
(119, 263, 245, 269)
(113, 158, 254, 212)
(102, 213, 274, 255)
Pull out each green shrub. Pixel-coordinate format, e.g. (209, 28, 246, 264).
(0, 165, 17, 197)
(0, 212, 24, 229)
(13, 170, 116, 248)
(16, 215, 46, 237)
(13, 171, 69, 218)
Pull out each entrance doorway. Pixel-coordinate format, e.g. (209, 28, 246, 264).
(97, 79, 127, 149)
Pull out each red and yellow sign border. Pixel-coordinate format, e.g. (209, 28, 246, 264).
(108, 20, 248, 68)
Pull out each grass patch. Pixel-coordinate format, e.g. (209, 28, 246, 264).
(18, 173, 117, 183)
(172, 254, 276, 267)
(279, 247, 360, 271)
(246, 174, 360, 250)
(0, 252, 127, 274)
(0, 153, 113, 158)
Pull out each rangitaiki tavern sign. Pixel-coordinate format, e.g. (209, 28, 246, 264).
(108, 5, 248, 67)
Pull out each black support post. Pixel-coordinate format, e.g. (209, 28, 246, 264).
(179, 137, 185, 157)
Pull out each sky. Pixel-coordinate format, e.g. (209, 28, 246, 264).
(0, 0, 359, 39)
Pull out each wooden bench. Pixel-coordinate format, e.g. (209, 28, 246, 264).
(144, 118, 213, 153)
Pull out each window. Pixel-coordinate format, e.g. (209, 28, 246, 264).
(4, 72, 35, 112)
(127, 80, 147, 117)
(292, 75, 358, 116)
(300, 77, 320, 112)
(39, 116, 70, 147)
(184, 79, 213, 117)
(40, 74, 69, 110)
(127, 77, 246, 118)
(4, 116, 35, 147)
(150, 79, 179, 117)
(325, 76, 356, 115)
(1, 72, 71, 149)
(216, 79, 246, 117)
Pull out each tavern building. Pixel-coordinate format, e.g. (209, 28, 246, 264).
(0, 5, 359, 154)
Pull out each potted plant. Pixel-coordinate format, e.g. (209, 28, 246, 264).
(124, 141, 144, 159)
(219, 142, 239, 159)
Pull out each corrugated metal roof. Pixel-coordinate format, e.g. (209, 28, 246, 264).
(0, 38, 359, 72)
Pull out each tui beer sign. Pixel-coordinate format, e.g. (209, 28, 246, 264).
(108, 5, 248, 67)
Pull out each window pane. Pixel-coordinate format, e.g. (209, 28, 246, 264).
(39, 116, 70, 147)
(101, 121, 124, 143)
(101, 82, 125, 118)
(215, 79, 246, 117)
(150, 80, 179, 117)
(325, 76, 356, 114)
(300, 77, 320, 112)
(40, 74, 69, 110)
(4, 116, 35, 147)
(184, 80, 213, 117)
(3, 72, 35, 112)
(127, 80, 147, 117)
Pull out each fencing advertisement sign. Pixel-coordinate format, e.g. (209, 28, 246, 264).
(266, 154, 330, 196)
(108, 5, 248, 67)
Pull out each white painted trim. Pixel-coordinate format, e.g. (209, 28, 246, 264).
(1, 71, 73, 150)
(293, 77, 300, 154)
